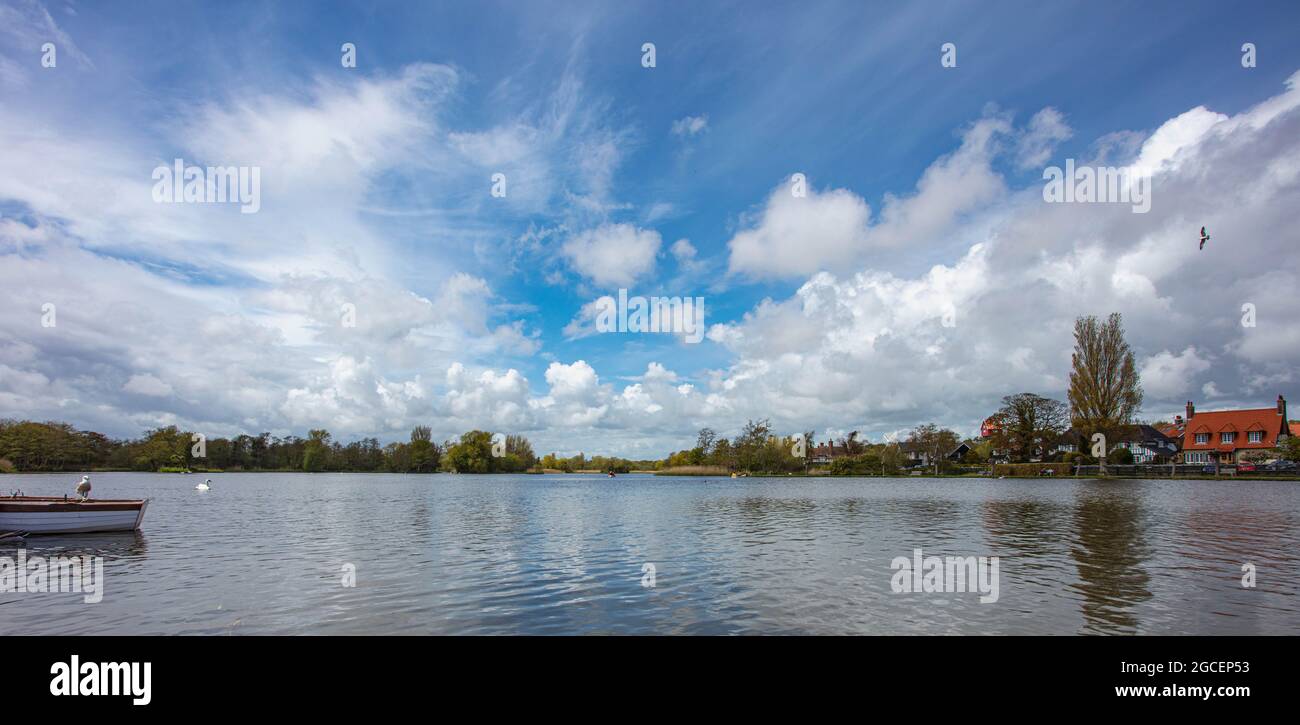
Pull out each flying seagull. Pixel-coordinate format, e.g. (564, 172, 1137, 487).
(1199, 226, 1210, 250)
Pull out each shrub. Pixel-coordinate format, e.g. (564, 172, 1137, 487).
(1109, 447, 1135, 465)
(1062, 451, 1096, 466)
(828, 454, 883, 476)
(992, 462, 1071, 477)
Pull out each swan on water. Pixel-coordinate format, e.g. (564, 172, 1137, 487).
(75, 475, 91, 500)
(196, 478, 212, 491)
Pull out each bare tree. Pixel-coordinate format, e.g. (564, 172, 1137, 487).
(695, 427, 717, 455)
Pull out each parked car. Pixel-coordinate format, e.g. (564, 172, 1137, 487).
(1202, 465, 1218, 473)
(1260, 460, 1298, 473)
(1236, 462, 1256, 472)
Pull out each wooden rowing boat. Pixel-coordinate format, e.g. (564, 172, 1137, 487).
(0, 497, 149, 535)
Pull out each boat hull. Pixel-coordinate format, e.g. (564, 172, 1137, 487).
(0, 498, 149, 534)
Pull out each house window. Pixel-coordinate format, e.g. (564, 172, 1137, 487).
(1220, 432, 1236, 444)
(1195, 433, 1209, 445)
(1248, 430, 1264, 443)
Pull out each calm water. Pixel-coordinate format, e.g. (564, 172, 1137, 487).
(2, 472, 1297, 635)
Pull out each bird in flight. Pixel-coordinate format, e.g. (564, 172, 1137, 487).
(1199, 226, 1210, 250)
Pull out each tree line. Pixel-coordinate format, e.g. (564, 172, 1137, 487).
(0, 421, 548, 474)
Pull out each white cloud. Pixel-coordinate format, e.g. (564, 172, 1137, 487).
(671, 114, 709, 137)
(561, 223, 661, 287)
(726, 184, 873, 279)
(1016, 107, 1072, 169)
(1140, 347, 1212, 399)
(727, 115, 1009, 279)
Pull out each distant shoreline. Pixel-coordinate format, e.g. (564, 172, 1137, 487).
(4, 470, 1297, 482)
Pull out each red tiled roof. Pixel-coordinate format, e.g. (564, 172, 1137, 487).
(1181, 406, 1288, 452)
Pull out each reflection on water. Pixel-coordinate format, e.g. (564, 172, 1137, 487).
(1069, 484, 1153, 634)
(0, 473, 1296, 635)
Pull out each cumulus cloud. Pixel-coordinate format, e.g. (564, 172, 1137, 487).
(705, 72, 1300, 440)
(561, 223, 661, 287)
(727, 115, 1009, 279)
(1140, 347, 1212, 399)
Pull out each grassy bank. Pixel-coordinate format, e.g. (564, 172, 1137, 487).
(655, 465, 733, 476)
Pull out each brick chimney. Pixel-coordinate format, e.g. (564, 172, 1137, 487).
(1174, 414, 1183, 425)
(1186, 401, 1195, 420)
(1279, 395, 1287, 417)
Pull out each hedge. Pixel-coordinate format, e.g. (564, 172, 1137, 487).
(992, 462, 1071, 477)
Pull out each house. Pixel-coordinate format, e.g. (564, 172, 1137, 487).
(1110, 425, 1180, 463)
(946, 441, 972, 461)
(808, 440, 849, 465)
(1054, 424, 1179, 463)
(1177, 396, 1291, 466)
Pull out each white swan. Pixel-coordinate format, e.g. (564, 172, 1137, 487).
(75, 475, 91, 500)
(196, 478, 212, 491)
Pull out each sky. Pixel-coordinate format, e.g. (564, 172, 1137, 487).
(2, 0, 1299, 458)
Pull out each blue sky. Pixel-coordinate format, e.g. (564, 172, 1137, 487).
(3, 1, 1300, 456)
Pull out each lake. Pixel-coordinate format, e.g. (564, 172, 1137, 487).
(2, 472, 1297, 635)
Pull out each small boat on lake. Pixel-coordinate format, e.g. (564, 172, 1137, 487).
(0, 496, 149, 535)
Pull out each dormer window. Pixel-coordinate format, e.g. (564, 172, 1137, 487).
(1220, 432, 1236, 444)
(1195, 433, 1209, 445)
(1248, 430, 1264, 443)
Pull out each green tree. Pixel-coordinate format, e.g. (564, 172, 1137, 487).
(994, 393, 1069, 462)
(443, 430, 494, 473)
(303, 429, 332, 472)
(905, 424, 961, 475)
(408, 426, 441, 473)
